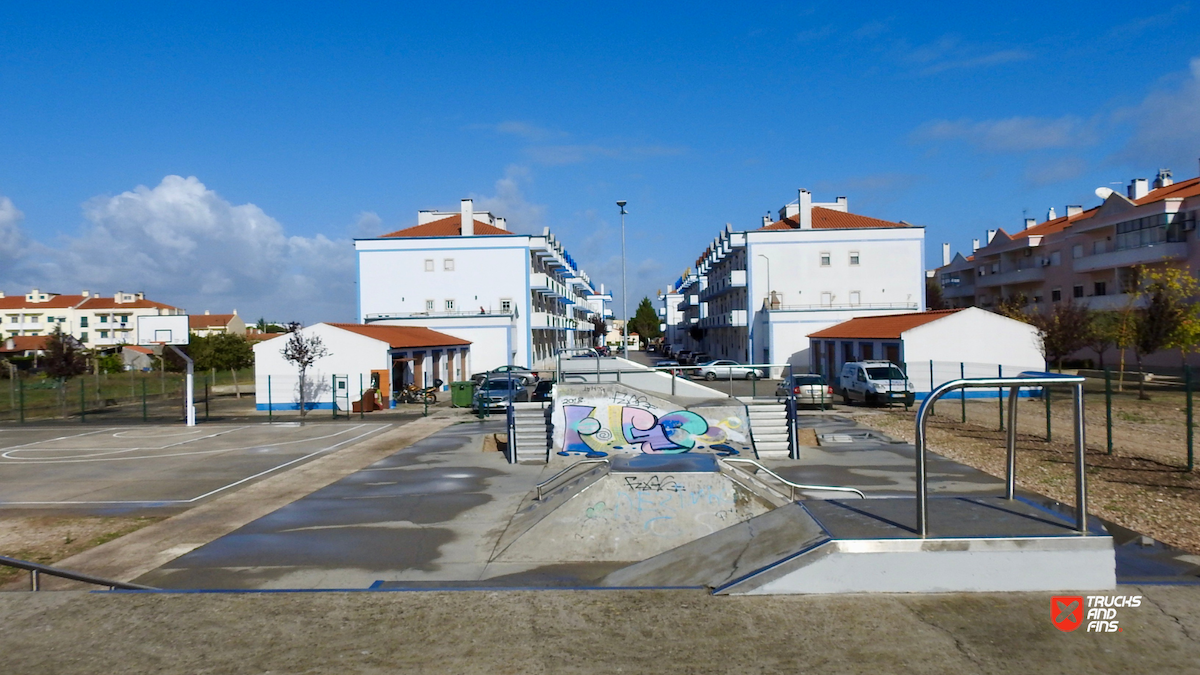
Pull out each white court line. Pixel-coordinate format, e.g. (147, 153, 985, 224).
(0, 423, 392, 505)
(0, 424, 374, 463)
(0, 426, 249, 461)
(0, 428, 118, 455)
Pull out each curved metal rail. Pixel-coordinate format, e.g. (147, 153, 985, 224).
(535, 459, 610, 500)
(916, 372, 1087, 537)
(0, 555, 158, 591)
(721, 458, 866, 500)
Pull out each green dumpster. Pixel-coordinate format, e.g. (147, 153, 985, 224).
(450, 381, 475, 408)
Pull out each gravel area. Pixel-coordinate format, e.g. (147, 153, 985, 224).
(860, 406, 1200, 554)
(0, 516, 162, 589)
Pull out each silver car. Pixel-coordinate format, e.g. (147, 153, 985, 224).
(473, 377, 529, 410)
(471, 365, 538, 387)
(775, 374, 833, 408)
(695, 360, 763, 381)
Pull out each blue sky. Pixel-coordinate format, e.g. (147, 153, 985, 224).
(1, 2, 1198, 322)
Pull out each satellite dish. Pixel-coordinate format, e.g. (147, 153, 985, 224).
(1095, 187, 1114, 199)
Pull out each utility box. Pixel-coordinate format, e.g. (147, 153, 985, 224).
(450, 381, 475, 408)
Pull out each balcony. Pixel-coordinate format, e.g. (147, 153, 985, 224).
(1077, 293, 1143, 311)
(530, 272, 571, 299)
(698, 270, 747, 301)
(698, 310, 748, 328)
(942, 283, 976, 299)
(974, 266, 1045, 288)
(766, 302, 919, 313)
(530, 312, 576, 331)
(1072, 242, 1189, 273)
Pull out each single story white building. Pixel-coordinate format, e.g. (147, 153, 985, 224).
(254, 323, 471, 411)
(807, 307, 1045, 398)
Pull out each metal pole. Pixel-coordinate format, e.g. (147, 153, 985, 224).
(1005, 386, 1019, 498)
(618, 200, 629, 360)
(204, 382, 210, 422)
(928, 360, 935, 415)
(359, 374, 364, 420)
(1187, 365, 1194, 471)
(998, 364, 1004, 430)
(79, 378, 85, 423)
(332, 374, 337, 419)
(267, 375, 273, 423)
(423, 371, 429, 417)
(1073, 382, 1088, 532)
(1105, 367, 1113, 455)
(141, 378, 147, 422)
(18, 373, 23, 424)
(167, 345, 195, 427)
(960, 362, 966, 423)
(1045, 381, 1052, 443)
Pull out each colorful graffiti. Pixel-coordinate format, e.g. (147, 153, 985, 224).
(560, 401, 749, 456)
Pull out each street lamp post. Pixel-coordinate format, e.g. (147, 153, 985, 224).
(617, 200, 629, 359)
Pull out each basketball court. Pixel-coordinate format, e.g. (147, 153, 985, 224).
(0, 422, 392, 514)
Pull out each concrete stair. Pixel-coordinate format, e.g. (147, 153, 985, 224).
(746, 400, 791, 459)
(510, 402, 551, 464)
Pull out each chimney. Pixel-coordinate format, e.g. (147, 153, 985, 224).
(114, 291, 124, 305)
(1154, 169, 1174, 189)
(233, 309, 238, 315)
(0, 291, 4, 299)
(495, 217, 507, 231)
(762, 213, 771, 227)
(1024, 218, 1036, 230)
(204, 310, 211, 315)
(972, 238, 980, 252)
(986, 229, 997, 244)
(460, 199, 474, 236)
(1047, 206, 1057, 221)
(834, 196, 847, 211)
(1127, 178, 1148, 200)
(798, 189, 813, 229)
(941, 243, 951, 267)
(1066, 205, 1083, 218)
(81, 289, 90, 298)
(135, 292, 144, 300)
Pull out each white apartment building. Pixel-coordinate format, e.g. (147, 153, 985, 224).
(354, 199, 612, 372)
(0, 289, 185, 349)
(663, 189, 926, 372)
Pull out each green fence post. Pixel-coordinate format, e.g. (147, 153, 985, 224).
(79, 378, 86, 423)
(204, 381, 210, 422)
(960, 362, 966, 423)
(929, 360, 935, 415)
(1045, 382, 1052, 443)
(18, 373, 24, 424)
(423, 372, 429, 417)
(141, 379, 147, 422)
(998, 364, 1004, 431)
(332, 374, 337, 420)
(267, 375, 273, 423)
(359, 374, 364, 420)
(1187, 365, 1194, 471)
(1105, 368, 1113, 455)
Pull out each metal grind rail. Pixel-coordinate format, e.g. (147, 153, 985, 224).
(720, 458, 866, 500)
(1, 555, 158, 591)
(535, 459, 610, 500)
(915, 371, 1087, 537)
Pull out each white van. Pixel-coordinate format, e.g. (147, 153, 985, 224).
(838, 361, 914, 407)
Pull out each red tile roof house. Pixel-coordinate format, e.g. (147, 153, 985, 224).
(189, 311, 247, 337)
(807, 307, 1044, 398)
(252, 322, 471, 411)
(0, 288, 184, 350)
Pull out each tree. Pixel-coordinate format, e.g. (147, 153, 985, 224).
(280, 325, 329, 417)
(191, 333, 255, 398)
(1130, 267, 1197, 400)
(43, 326, 88, 416)
(1025, 302, 1093, 371)
(627, 297, 662, 343)
(925, 277, 946, 310)
(1087, 312, 1124, 370)
(994, 293, 1030, 321)
(590, 315, 607, 348)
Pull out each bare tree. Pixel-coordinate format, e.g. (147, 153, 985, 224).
(1025, 302, 1094, 371)
(280, 326, 329, 417)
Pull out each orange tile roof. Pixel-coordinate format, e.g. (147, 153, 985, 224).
(1135, 176, 1200, 205)
(1, 335, 51, 353)
(1008, 205, 1099, 241)
(124, 345, 153, 354)
(189, 314, 237, 329)
(327, 323, 471, 348)
(381, 214, 511, 238)
(759, 207, 908, 231)
(807, 309, 963, 339)
(0, 294, 87, 310)
(77, 297, 180, 311)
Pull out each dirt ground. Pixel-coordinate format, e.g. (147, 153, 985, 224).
(0, 516, 163, 589)
(860, 391, 1200, 554)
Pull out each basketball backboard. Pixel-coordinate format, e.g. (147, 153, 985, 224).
(137, 314, 190, 346)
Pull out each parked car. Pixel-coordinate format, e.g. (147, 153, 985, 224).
(838, 361, 914, 407)
(776, 374, 833, 408)
(473, 377, 529, 410)
(571, 349, 600, 358)
(530, 379, 555, 402)
(695, 360, 763, 380)
(654, 359, 683, 376)
(676, 350, 693, 365)
(471, 365, 538, 386)
(684, 352, 711, 367)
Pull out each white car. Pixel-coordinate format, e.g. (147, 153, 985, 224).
(838, 361, 914, 407)
(695, 360, 763, 381)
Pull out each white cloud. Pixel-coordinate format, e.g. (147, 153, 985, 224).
(2, 176, 355, 324)
(0, 196, 27, 260)
(913, 115, 1095, 153)
(525, 144, 687, 166)
(470, 165, 547, 234)
(352, 211, 384, 238)
(892, 35, 1033, 75)
(1117, 56, 1200, 167)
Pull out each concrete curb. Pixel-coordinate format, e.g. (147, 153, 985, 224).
(47, 413, 467, 587)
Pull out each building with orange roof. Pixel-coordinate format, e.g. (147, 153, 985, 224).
(0, 288, 184, 350)
(660, 189, 925, 373)
(189, 310, 247, 337)
(354, 198, 612, 372)
(252, 322, 472, 411)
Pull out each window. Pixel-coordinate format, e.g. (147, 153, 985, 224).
(445, 299, 455, 311)
(100, 315, 108, 323)
(1072, 244, 1083, 259)
(1051, 288, 1062, 302)
(425, 299, 435, 311)
(849, 291, 861, 306)
(1073, 285, 1084, 299)
(849, 251, 860, 266)
(1115, 213, 1176, 250)
(80, 332, 88, 343)
(991, 263, 999, 274)
(500, 298, 512, 313)
(1094, 281, 1107, 296)
(443, 258, 455, 271)
(820, 292, 833, 306)
(99, 330, 108, 338)
(1093, 240, 1106, 255)
(79, 317, 88, 327)
(1050, 251, 1061, 266)
(30, 316, 38, 324)
(424, 259, 434, 272)
(7, 316, 15, 323)
(820, 252, 831, 266)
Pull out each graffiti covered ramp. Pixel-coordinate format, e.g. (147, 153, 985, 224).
(491, 454, 777, 564)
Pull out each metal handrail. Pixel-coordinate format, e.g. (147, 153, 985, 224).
(915, 372, 1087, 537)
(0, 555, 158, 591)
(535, 459, 610, 500)
(721, 458, 866, 500)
